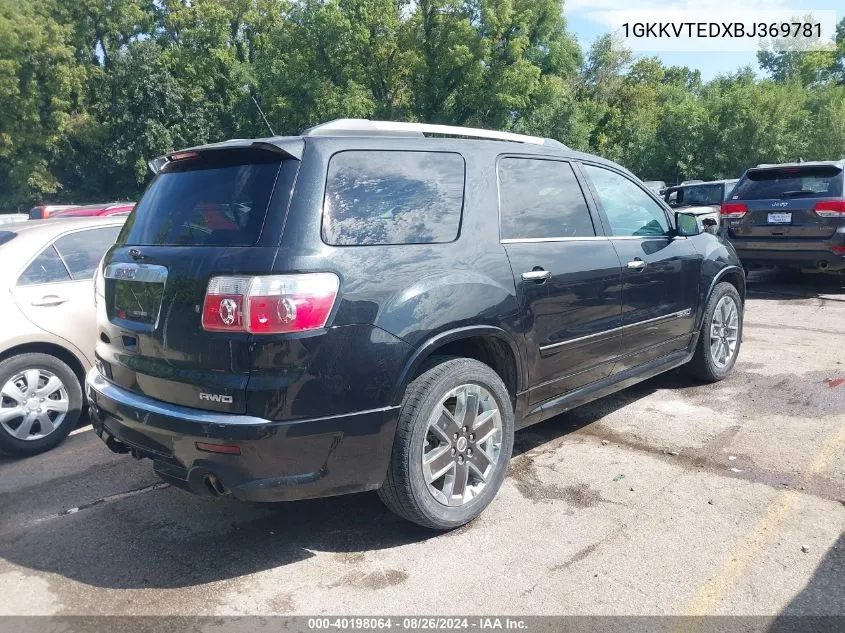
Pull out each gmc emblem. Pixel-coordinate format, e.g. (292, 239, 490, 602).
(199, 392, 233, 404)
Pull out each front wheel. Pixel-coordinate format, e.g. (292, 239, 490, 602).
(686, 282, 743, 382)
(378, 357, 515, 530)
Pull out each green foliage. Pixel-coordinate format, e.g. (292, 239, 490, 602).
(0, 2, 844, 210)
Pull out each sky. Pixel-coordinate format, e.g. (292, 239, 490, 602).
(564, 0, 841, 80)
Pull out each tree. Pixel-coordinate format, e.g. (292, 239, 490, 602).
(0, 0, 88, 210)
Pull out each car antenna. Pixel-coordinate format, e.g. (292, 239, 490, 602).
(243, 84, 275, 136)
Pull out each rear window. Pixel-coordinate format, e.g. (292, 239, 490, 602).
(732, 166, 844, 201)
(323, 150, 465, 246)
(119, 149, 283, 246)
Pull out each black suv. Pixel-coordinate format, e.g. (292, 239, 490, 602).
(87, 119, 745, 530)
(721, 161, 845, 273)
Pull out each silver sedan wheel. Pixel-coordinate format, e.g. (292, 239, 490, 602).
(0, 368, 70, 441)
(421, 383, 503, 507)
(710, 295, 740, 369)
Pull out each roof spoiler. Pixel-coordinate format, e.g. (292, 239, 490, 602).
(148, 138, 304, 175)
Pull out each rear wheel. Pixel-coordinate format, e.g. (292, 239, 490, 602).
(687, 282, 743, 382)
(0, 353, 82, 457)
(378, 357, 514, 530)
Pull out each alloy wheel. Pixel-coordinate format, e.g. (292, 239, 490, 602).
(710, 295, 740, 369)
(421, 383, 503, 507)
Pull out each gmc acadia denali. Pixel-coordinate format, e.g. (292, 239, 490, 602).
(87, 119, 745, 529)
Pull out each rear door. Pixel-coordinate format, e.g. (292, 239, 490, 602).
(498, 156, 623, 406)
(580, 163, 700, 370)
(724, 165, 844, 240)
(97, 148, 297, 414)
(13, 226, 123, 365)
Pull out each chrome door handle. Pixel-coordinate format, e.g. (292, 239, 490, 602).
(627, 259, 647, 270)
(31, 295, 68, 307)
(522, 270, 552, 282)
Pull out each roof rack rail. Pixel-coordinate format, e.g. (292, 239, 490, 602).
(303, 119, 569, 149)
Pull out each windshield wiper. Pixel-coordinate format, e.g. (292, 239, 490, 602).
(778, 190, 816, 199)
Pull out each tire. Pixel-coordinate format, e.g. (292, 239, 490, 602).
(378, 356, 515, 530)
(686, 282, 743, 382)
(0, 353, 83, 457)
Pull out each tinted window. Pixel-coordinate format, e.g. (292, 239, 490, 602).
(583, 165, 669, 237)
(18, 247, 71, 286)
(0, 231, 16, 246)
(323, 151, 464, 246)
(672, 184, 723, 207)
(120, 149, 283, 246)
(54, 227, 122, 280)
(498, 158, 595, 239)
(732, 166, 843, 200)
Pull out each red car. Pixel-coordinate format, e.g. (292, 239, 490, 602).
(52, 202, 135, 218)
(27, 205, 79, 220)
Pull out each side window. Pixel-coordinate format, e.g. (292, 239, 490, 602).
(498, 158, 595, 240)
(323, 151, 465, 246)
(18, 247, 71, 286)
(583, 164, 670, 237)
(54, 227, 122, 280)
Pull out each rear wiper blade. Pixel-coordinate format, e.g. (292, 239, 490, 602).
(778, 190, 816, 198)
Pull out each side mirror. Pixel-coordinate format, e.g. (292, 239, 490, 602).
(675, 212, 701, 236)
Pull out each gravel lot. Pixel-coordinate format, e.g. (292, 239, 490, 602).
(1, 271, 843, 618)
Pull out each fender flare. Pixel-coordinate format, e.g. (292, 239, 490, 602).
(697, 265, 746, 330)
(391, 325, 527, 406)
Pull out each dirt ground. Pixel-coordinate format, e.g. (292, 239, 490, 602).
(1, 270, 842, 619)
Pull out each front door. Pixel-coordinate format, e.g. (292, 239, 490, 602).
(497, 157, 623, 407)
(580, 164, 701, 372)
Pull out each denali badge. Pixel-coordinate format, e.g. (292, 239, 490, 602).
(199, 393, 233, 404)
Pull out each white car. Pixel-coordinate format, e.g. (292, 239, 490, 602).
(0, 217, 125, 456)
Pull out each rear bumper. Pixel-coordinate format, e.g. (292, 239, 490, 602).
(727, 238, 845, 271)
(86, 368, 400, 502)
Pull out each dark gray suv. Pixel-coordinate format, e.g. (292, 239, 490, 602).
(721, 161, 845, 273)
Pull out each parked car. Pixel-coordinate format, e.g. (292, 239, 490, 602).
(642, 180, 666, 194)
(664, 179, 738, 209)
(664, 179, 739, 234)
(0, 217, 125, 456)
(721, 161, 845, 274)
(52, 202, 135, 218)
(28, 205, 79, 220)
(86, 119, 745, 530)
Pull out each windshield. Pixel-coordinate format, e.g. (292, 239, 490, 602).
(731, 166, 843, 201)
(119, 149, 283, 247)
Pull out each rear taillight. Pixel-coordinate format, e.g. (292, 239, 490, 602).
(201, 273, 339, 334)
(814, 200, 845, 218)
(721, 202, 748, 219)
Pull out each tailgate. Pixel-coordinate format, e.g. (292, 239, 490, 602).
(95, 147, 295, 414)
(724, 164, 844, 240)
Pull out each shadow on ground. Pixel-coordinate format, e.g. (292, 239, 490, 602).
(770, 531, 845, 626)
(746, 269, 845, 302)
(0, 370, 699, 591)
